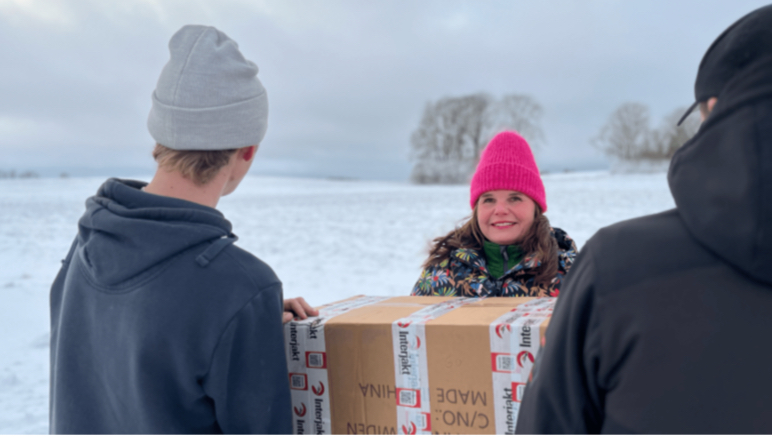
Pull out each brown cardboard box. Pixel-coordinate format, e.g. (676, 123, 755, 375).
(283, 295, 554, 435)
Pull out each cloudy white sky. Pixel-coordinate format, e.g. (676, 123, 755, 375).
(1, 0, 770, 180)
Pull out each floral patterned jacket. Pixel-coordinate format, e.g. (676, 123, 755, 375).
(411, 228, 577, 298)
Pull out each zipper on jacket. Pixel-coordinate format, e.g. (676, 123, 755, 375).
(500, 245, 509, 271)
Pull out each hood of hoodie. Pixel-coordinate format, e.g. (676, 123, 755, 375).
(76, 178, 233, 288)
(668, 55, 772, 286)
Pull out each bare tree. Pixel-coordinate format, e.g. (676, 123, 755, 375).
(409, 95, 491, 184)
(648, 107, 701, 159)
(592, 102, 652, 161)
(410, 92, 544, 184)
(487, 94, 545, 155)
(594, 102, 702, 164)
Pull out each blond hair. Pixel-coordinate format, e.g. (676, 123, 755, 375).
(152, 144, 237, 186)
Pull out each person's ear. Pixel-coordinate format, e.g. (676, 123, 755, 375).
(240, 145, 257, 161)
(707, 97, 718, 114)
(700, 97, 718, 122)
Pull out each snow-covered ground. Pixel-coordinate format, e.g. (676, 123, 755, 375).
(0, 171, 675, 434)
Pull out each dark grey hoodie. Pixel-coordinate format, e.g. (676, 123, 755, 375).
(515, 56, 772, 433)
(49, 179, 291, 434)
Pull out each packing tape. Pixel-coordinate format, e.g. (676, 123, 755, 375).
(489, 298, 555, 434)
(285, 295, 390, 435)
(391, 298, 482, 435)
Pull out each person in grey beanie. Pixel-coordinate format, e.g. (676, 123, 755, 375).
(49, 25, 315, 434)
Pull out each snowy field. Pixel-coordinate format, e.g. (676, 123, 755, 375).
(0, 171, 675, 434)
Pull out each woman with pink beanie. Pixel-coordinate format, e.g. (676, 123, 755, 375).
(412, 131, 577, 298)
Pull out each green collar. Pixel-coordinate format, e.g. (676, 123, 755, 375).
(482, 240, 524, 279)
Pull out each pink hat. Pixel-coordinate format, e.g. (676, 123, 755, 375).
(469, 131, 546, 212)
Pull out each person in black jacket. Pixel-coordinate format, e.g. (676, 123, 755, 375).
(516, 5, 772, 434)
(50, 25, 315, 434)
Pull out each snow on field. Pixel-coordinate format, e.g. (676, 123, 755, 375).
(0, 171, 674, 434)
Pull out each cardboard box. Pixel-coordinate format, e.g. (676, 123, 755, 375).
(284, 296, 554, 435)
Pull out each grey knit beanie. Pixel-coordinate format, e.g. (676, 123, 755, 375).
(147, 25, 268, 150)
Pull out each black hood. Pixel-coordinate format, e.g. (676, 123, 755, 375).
(668, 55, 772, 285)
(76, 178, 233, 287)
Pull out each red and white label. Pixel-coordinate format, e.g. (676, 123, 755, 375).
(285, 296, 389, 434)
(512, 382, 527, 403)
(392, 298, 481, 435)
(289, 373, 308, 391)
(396, 388, 422, 408)
(489, 298, 555, 434)
(306, 351, 327, 369)
(491, 352, 516, 373)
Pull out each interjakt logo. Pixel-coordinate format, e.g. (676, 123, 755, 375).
(502, 388, 515, 434)
(289, 324, 300, 361)
(401, 422, 417, 435)
(308, 322, 318, 340)
(398, 330, 412, 375)
(314, 398, 324, 434)
(312, 381, 325, 396)
(519, 325, 532, 348)
(495, 323, 511, 338)
(517, 351, 534, 368)
(294, 402, 307, 434)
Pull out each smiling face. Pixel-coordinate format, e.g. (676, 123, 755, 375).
(476, 190, 536, 246)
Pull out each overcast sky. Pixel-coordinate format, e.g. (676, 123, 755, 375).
(1, 0, 770, 181)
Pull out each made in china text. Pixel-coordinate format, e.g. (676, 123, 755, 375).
(358, 383, 396, 399)
(346, 422, 396, 434)
(436, 387, 487, 406)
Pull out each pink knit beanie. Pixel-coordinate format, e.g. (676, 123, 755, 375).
(469, 131, 546, 212)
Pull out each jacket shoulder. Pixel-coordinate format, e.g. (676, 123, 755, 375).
(584, 209, 720, 296)
(218, 244, 281, 292)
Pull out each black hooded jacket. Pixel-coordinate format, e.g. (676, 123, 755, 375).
(49, 179, 292, 434)
(516, 56, 772, 433)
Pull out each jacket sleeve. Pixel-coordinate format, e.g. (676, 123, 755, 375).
(515, 240, 604, 433)
(411, 266, 434, 296)
(203, 282, 292, 434)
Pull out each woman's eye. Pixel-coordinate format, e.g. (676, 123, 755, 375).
(483, 197, 494, 203)
(509, 196, 521, 202)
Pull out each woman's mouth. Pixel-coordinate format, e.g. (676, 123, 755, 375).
(492, 222, 516, 228)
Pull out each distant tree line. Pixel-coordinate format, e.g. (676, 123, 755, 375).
(0, 170, 39, 179)
(410, 92, 544, 184)
(408, 94, 702, 184)
(592, 102, 701, 162)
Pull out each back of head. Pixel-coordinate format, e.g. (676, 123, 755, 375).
(147, 25, 268, 151)
(694, 5, 772, 103)
(679, 5, 772, 124)
(669, 5, 772, 286)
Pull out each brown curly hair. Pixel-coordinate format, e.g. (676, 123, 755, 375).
(422, 203, 558, 287)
